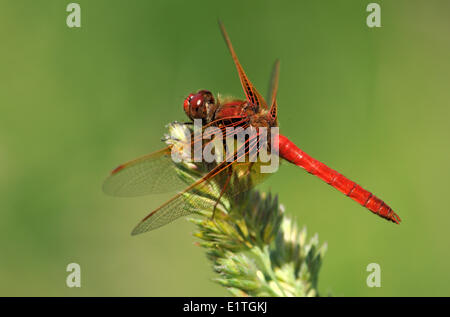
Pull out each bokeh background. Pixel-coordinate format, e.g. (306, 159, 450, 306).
(1, 0, 449, 296)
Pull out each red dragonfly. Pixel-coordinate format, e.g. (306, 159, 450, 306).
(103, 22, 401, 235)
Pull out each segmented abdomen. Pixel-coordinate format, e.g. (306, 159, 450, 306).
(278, 134, 401, 224)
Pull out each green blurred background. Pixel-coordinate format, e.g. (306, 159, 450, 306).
(1, 0, 449, 296)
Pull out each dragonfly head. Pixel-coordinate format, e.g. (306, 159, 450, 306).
(183, 90, 216, 122)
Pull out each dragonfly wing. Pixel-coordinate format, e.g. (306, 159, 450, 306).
(267, 60, 280, 123)
(219, 21, 268, 111)
(131, 141, 273, 235)
(131, 161, 230, 235)
(131, 185, 218, 235)
(103, 147, 187, 197)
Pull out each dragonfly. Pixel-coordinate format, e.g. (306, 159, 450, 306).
(103, 22, 401, 235)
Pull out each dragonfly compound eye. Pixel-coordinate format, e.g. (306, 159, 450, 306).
(183, 93, 195, 115)
(184, 90, 215, 121)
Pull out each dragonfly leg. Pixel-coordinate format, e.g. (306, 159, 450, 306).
(234, 161, 254, 175)
(211, 168, 233, 220)
(245, 162, 255, 176)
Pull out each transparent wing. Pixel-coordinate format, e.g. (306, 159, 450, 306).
(102, 147, 187, 197)
(131, 161, 271, 235)
(102, 118, 256, 198)
(131, 135, 273, 235)
(219, 21, 268, 111)
(267, 59, 280, 123)
(130, 170, 223, 235)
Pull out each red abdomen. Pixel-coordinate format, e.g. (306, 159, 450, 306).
(278, 134, 401, 224)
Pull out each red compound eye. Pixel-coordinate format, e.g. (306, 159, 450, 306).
(189, 94, 205, 111)
(183, 90, 215, 120)
(183, 93, 194, 114)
